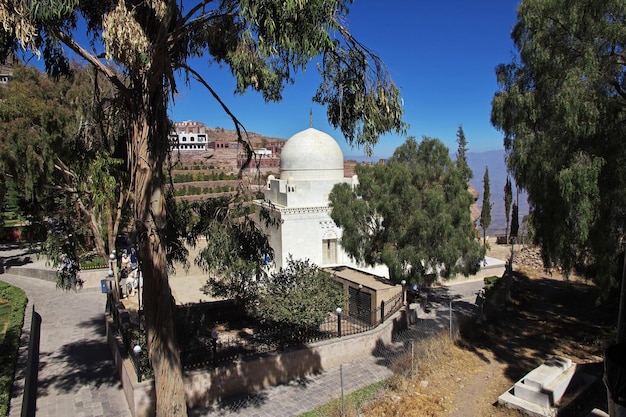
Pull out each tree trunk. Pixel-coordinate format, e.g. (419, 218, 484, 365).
(505, 218, 510, 245)
(131, 101, 187, 416)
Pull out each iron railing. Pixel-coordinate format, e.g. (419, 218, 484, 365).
(113, 291, 405, 376)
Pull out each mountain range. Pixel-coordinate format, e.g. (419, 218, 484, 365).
(466, 149, 529, 236)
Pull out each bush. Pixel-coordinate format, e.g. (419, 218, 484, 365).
(0, 281, 27, 417)
(483, 275, 500, 298)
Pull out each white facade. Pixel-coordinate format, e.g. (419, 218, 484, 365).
(255, 128, 388, 277)
(170, 121, 208, 151)
(170, 131, 208, 151)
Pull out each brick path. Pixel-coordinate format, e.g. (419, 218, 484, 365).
(1, 273, 131, 417)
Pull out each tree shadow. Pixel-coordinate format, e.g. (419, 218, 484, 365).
(459, 272, 616, 396)
(2, 255, 34, 268)
(35, 317, 121, 397)
(186, 346, 323, 415)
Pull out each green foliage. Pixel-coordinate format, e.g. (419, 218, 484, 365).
(491, 0, 626, 292)
(329, 137, 485, 285)
(455, 125, 472, 181)
(504, 176, 512, 242)
(483, 275, 500, 298)
(0, 63, 127, 259)
(0, 281, 27, 417)
(190, 197, 272, 308)
(254, 257, 347, 342)
(480, 166, 492, 246)
(511, 202, 520, 238)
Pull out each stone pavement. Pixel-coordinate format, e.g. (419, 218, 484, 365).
(191, 357, 395, 417)
(0, 272, 131, 417)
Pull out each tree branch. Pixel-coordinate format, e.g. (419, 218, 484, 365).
(52, 28, 129, 96)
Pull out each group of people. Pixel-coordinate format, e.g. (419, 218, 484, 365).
(120, 247, 141, 298)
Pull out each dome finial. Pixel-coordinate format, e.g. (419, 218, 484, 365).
(309, 108, 313, 128)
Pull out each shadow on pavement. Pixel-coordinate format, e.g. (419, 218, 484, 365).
(36, 318, 121, 396)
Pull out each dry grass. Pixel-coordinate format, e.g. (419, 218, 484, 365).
(356, 333, 484, 417)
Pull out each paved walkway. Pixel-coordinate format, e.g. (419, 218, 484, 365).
(1, 272, 131, 417)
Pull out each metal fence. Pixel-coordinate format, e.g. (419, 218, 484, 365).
(179, 291, 404, 370)
(110, 289, 405, 378)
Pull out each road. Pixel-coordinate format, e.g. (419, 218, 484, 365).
(425, 278, 487, 320)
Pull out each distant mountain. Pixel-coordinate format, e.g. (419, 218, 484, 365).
(467, 149, 529, 236)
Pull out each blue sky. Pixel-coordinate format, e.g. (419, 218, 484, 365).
(170, 1, 521, 160)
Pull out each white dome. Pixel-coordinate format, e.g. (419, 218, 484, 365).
(280, 128, 344, 181)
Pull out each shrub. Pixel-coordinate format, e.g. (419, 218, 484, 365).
(0, 281, 27, 417)
(483, 275, 500, 298)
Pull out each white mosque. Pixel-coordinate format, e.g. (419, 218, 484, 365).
(255, 127, 389, 278)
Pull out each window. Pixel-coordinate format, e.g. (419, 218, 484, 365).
(322, 239, 337, 265)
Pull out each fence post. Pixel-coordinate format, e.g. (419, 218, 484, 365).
(411, 341, 415, 380)
(380, 300, 385, 323)
(340, 364, 345, 416)
(449, 301, 452, 342)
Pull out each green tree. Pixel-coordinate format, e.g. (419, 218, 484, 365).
(0, 63, 129, 269)
(254, 257, 347, 344)
(504, 176, 513, 244)
(480, 166, 492, 249)
(456, 124, 472, 182)
(191, 197, 272, 309)
(1, 1, 406, 413)
(491, 0, 626, 329)
(329, 137, 484, 286)
(511, 202, 519, 238)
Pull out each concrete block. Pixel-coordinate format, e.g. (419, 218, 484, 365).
(513, 363, 575, 407)
(522, 356, 572, 390)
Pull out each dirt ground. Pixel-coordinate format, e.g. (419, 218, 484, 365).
(442, 246, 617, 417)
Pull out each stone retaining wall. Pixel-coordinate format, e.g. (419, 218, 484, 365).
(106, 308, 408, 417)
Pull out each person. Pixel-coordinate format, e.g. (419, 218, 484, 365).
(129, 247, 138, 270)
(126, 270, 136, 296)
(121, 250, 131, 274)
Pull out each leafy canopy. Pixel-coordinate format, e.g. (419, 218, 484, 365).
(491, 0, 626, 292)
(0, 63, 127, 266)
(254, 256, 347, 341)
(329, 137, 484, 285)
(0, 0, 406, 154)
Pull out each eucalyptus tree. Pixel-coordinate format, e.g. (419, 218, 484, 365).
(189, 196, 273, 309)
(0, 1, 406, 414)
(329, 137, 484, 286)
(491, 0, 626, 340)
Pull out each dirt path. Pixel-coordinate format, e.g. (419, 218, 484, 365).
(445, 349, 512, 417)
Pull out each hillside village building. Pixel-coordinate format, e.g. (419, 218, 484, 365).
(255, 128, 389, 278)
(169, 121, 208, 151)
